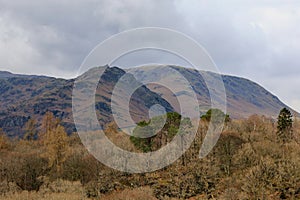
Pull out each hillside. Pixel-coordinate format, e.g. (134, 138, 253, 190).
(0, 65, 295, 137)
(0, 66, 173, 137)
(129, 65, 290, 118)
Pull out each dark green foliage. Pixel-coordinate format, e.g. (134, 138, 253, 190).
(130, 133, 153, 153)
(130, 112, 182, 152)
(130, 120, 153, 152)
(277, 108, 293, 143)
(201, 108, 230, 123)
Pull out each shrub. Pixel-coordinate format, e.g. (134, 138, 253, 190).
(0, 152, 47, 191)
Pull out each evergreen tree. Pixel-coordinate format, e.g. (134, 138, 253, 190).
(201, 108, 230, 123)
(277, 108, 293, 143)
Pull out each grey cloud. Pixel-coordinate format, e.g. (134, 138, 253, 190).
(0, 0, 299, 111)
(0, 0, 186, 76)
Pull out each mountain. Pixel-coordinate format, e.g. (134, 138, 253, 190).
(0, 65, 295, 137)
(0, 71, 47, 79)
(0, 66, 173, 137)
(128, 65, 291, 119)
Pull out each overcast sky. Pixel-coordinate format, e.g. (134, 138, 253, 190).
(0, 0, 299, 112)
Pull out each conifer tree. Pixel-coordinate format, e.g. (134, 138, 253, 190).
(277, 108, 293, 143)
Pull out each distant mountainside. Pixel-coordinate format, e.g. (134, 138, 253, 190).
(0, 66, 173, 137)
(0, 65, 295, 137)
(0, 71, 47, 79)
(129, 65, 292, 119)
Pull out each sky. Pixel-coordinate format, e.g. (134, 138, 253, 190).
(0, 0, 299, 112)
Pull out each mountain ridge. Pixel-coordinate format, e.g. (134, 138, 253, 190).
(0, 65, 296, 137)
